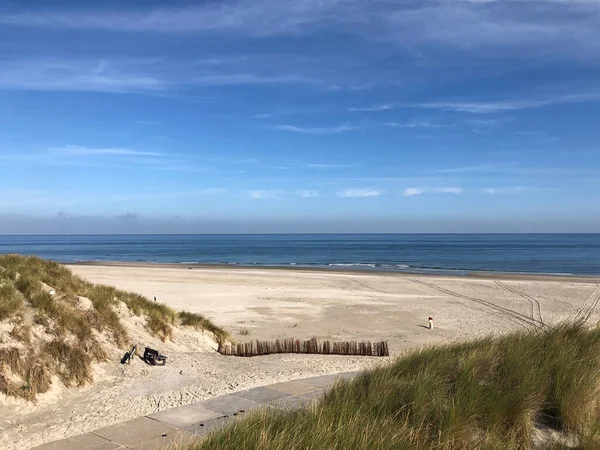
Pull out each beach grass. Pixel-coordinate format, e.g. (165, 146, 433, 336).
(0, 254, 229, 400)
(0, 283, 24, 320)
(183, 323, 600, 449)
(179, 310, 230, 345)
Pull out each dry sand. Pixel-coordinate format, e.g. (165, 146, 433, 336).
(3, 265, 600, 449)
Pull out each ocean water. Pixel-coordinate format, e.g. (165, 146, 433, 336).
(1, 234, 600, 276)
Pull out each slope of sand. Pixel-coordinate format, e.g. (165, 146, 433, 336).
(3, 265, 600, 449)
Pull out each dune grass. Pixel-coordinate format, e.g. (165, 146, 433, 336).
(179, 311, 230, 345)
(184, 324, 600, 450)
(0, 283, 24, 320)
(0, 254, 229, 401)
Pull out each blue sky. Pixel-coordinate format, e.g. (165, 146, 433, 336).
(1, 0, 600, 233)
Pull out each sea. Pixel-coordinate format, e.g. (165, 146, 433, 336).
(1, 234, 600, 276)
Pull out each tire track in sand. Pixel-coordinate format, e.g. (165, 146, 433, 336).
(572, 284, 600, 323)
(493, 280, 545, 327)
(408, 278, 543, 330)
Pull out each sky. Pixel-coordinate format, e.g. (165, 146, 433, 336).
(1, 0, 600, 233)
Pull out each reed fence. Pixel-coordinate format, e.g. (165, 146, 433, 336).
(217, 338, 389, 357)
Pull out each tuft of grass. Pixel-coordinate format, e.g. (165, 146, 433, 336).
(0, 347, 25, 377)
(14, 274, 41, 299)
(184, 324, 600, 450)
(239, 328, 250, 336)
(44, 340, 93, 387)
(179, 311, 230, 345)
(0, 283, 24, 320)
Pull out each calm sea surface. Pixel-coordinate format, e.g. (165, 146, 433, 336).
(1, 234, 599, 276)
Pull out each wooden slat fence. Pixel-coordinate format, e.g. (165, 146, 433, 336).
(217, 338, 389, 357)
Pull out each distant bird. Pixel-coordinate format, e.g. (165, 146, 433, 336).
(428, 317, 434, 329)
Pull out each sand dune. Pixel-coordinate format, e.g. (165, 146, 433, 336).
(2, 265, 599, 449)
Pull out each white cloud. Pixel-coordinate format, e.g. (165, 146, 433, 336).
(0, 1, 359, 35)
(418, 92, 600, 113)
(3, 0, 600, 65)
(51, 146, 165, 157)
(403, 187, 463, 196)
(483, 186, 554, 195)
(0, 58, 165, 93)
(276, 124, 358, 134)
(385, 121, 450, 128)
(247, 189, 279, 199)
(403, 188, 426, 196)
(336, 188, 385, 198)
(349, 104, 393, 112)
(194, 73, 318, 86)
(306, 163, 353, 169)
(435, 164, 494, 173)
(299, 190, 320, 197)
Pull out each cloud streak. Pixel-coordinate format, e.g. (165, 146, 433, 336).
(299, 190, 320, 197)
(247, 189, 280, 199)
(51, 146, 165, 158)
(0, 58, 165, 93)
(276, 124, 358, 134)
(483, 186, 554, 195)
(336, 188, 385, 198)
(4, 0, 600, 61)
(403, 187, 463, 196)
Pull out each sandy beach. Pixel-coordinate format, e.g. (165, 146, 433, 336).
(3, 265, 600, 449)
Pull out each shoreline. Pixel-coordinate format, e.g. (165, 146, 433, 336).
(67, 260, 600, 284)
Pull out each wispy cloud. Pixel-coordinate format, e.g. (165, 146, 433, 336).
(435, 164, 494, 174)
(252, 113, 275, 119)
(349, 104, 393, 112)
(336, 188, 385, 198)
(483, 186, 554, 195)
(0, 58, 165, 93)
(0, 1, 358, 35)
(5, 0, 600, 61)
(51, 145, 165, 158)
(418, 91, 600, 113)
(385, 121, 451, 129)
(403, 187, 463, 196)
(306, 163, 353, 169)
(276, 124, 358, 134)
(247, 189, 280, 199)
(194, 73, 318, 86)
(299, 190, 320, 197)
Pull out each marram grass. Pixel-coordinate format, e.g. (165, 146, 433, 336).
(0, 254, 229, 400)
(182, 324, 600, 450)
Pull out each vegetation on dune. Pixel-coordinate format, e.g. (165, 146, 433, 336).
(185, 324, 600, 450)
(0, 254, 229, 401)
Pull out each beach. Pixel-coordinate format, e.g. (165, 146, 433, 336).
(3, 264, 600, 449)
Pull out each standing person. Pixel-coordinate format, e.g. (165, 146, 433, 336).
(428, 317, 434, 329)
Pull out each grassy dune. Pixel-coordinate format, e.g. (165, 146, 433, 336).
(185, 324, 600, 450)
(0, 254, 228, 401)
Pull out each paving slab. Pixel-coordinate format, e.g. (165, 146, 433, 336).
(185, 415, 238, 436)
(148, 403, 222, 428)
(93, 417, 179, 447)
(302, 374, 339, 389)
(299, 389, 327, 402)
(30, 432, 116, 450)
(130, 429, 196, 450)
(200, 394, 261, 415)
(268, 380, 321, 396)
(267, 395, 307, 410)
(236, 386, 293, 404)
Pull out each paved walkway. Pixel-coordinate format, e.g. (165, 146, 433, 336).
(32, 372, 358, 450)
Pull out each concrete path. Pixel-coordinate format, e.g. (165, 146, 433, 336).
(31, 372, 358, 450)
